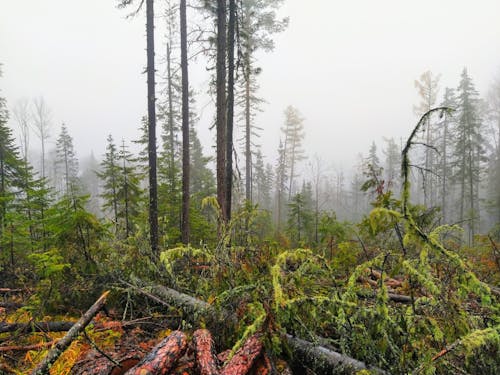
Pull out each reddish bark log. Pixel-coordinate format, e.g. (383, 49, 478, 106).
(193, 329, 219, 375)
(217, 349, 231, 364)
(124, 331, 187, 375)
(220, 335, 262, 375)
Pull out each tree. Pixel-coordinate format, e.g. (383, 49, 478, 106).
(238, 0, 288, 203)
(382, 137, 401, 194)
(97, 135, 121, 233)
(452, 68, 487, 244)
(55, 123, 79, 198)
(437, 88, 457, 223)
(287, 184, 313, 247)
(216, 0, 228, 224)
(180, 0, 190, 243)
(282, 106, 305, 199)
(118, 140, 143, 238)
(32, 97, 52, 180)
(485, 74, 500, 226)
(118, 0, 159, 257)
(0, 73, 26, 267)
(414, 71, 441, 207)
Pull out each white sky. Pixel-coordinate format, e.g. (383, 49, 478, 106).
(1, 0, 500, 173)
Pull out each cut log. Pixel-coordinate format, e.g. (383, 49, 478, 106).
(0, 321, 74, 334)
(220, 334, 262, 375)
(29, 290, 110, 375)
(124, 330, 188, 375)
(193, 329, 219, 375)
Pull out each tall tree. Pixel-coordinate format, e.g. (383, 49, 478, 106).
(216, 0, 228, 223)
(55, 124, 79, 198)
(0, 72, 26, 267)
(97, 135, 121, 232)
(414, 71, 440, 207)
(118, 0, 158, 255)
(32, 97, 51, 180)
(180, 0, 190, 243)
(437, 88, 457, 223)
(486, 74, 500, 225)
(238, 0, 288, 203)
(225, 0, 236, 221)
(281, 106, 305, 199)
(146, 0, 159, 257)
(452, 68, 487, 244)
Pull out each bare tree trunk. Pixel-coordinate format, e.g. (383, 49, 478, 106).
(245, 61, 252, 203)
(180, 0, 190, 244)
(225, 0, 236, 222)
(216, 0, 228, 224)
(146, 0, 159, 258)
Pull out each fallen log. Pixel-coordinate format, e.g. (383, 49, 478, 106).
(29, 290, 110, 375)
(285, 334, 387, 375)
(193, 329, 219, 375)
(0, 321, 74, 334)
(220, 334, 263, 375)
(0, 340, 57, 353)
(124, 280, 387, 375)
(124, 330, 188, 375)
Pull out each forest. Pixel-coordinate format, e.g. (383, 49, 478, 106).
(0, 0, 499, 374)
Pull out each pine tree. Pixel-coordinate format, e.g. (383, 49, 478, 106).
(0, 77, 27, 267)
(97, 135, 121, 233)
(452, 68, 487, 244)
(437, 88, 457, 223)
(55, 123, 79, 198)
(238, 0, 288, 203)
(282, 106, 306, 199)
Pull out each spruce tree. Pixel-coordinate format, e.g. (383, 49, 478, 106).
(452, 68, 487, 244)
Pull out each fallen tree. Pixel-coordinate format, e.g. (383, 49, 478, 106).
(123, 280, 387, 375)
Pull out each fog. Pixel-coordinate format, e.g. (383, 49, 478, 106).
(1, 0, 500, 171)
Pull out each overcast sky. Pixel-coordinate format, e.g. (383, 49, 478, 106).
(1, 0, 500, 174)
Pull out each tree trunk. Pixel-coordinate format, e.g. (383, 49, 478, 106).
(216, 0, 228, 224)
(124, 331, 187, 375)
(180, 0, 190, 244)
(146, 0, 159, 258)
(245, 60, 252, 203)
(193, 329, 219, 375)
(225, 0, 236, 222)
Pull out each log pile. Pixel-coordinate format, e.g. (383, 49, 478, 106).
(71, 329, 273, 375)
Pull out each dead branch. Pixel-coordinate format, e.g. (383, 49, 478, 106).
(0, 340, 57, 353)
(29, 290, 110, 375)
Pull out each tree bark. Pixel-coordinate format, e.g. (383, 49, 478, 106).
(180, 0, 190, 244)
(216, 0, 228, 224)
(124, 330, 187, 375)
(29, 291, 109, 375)
(146, 0, 159, 258)
(220, 334, 262, 375)
(225, 0, 236, 222)
(193, 329, 219, 375)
